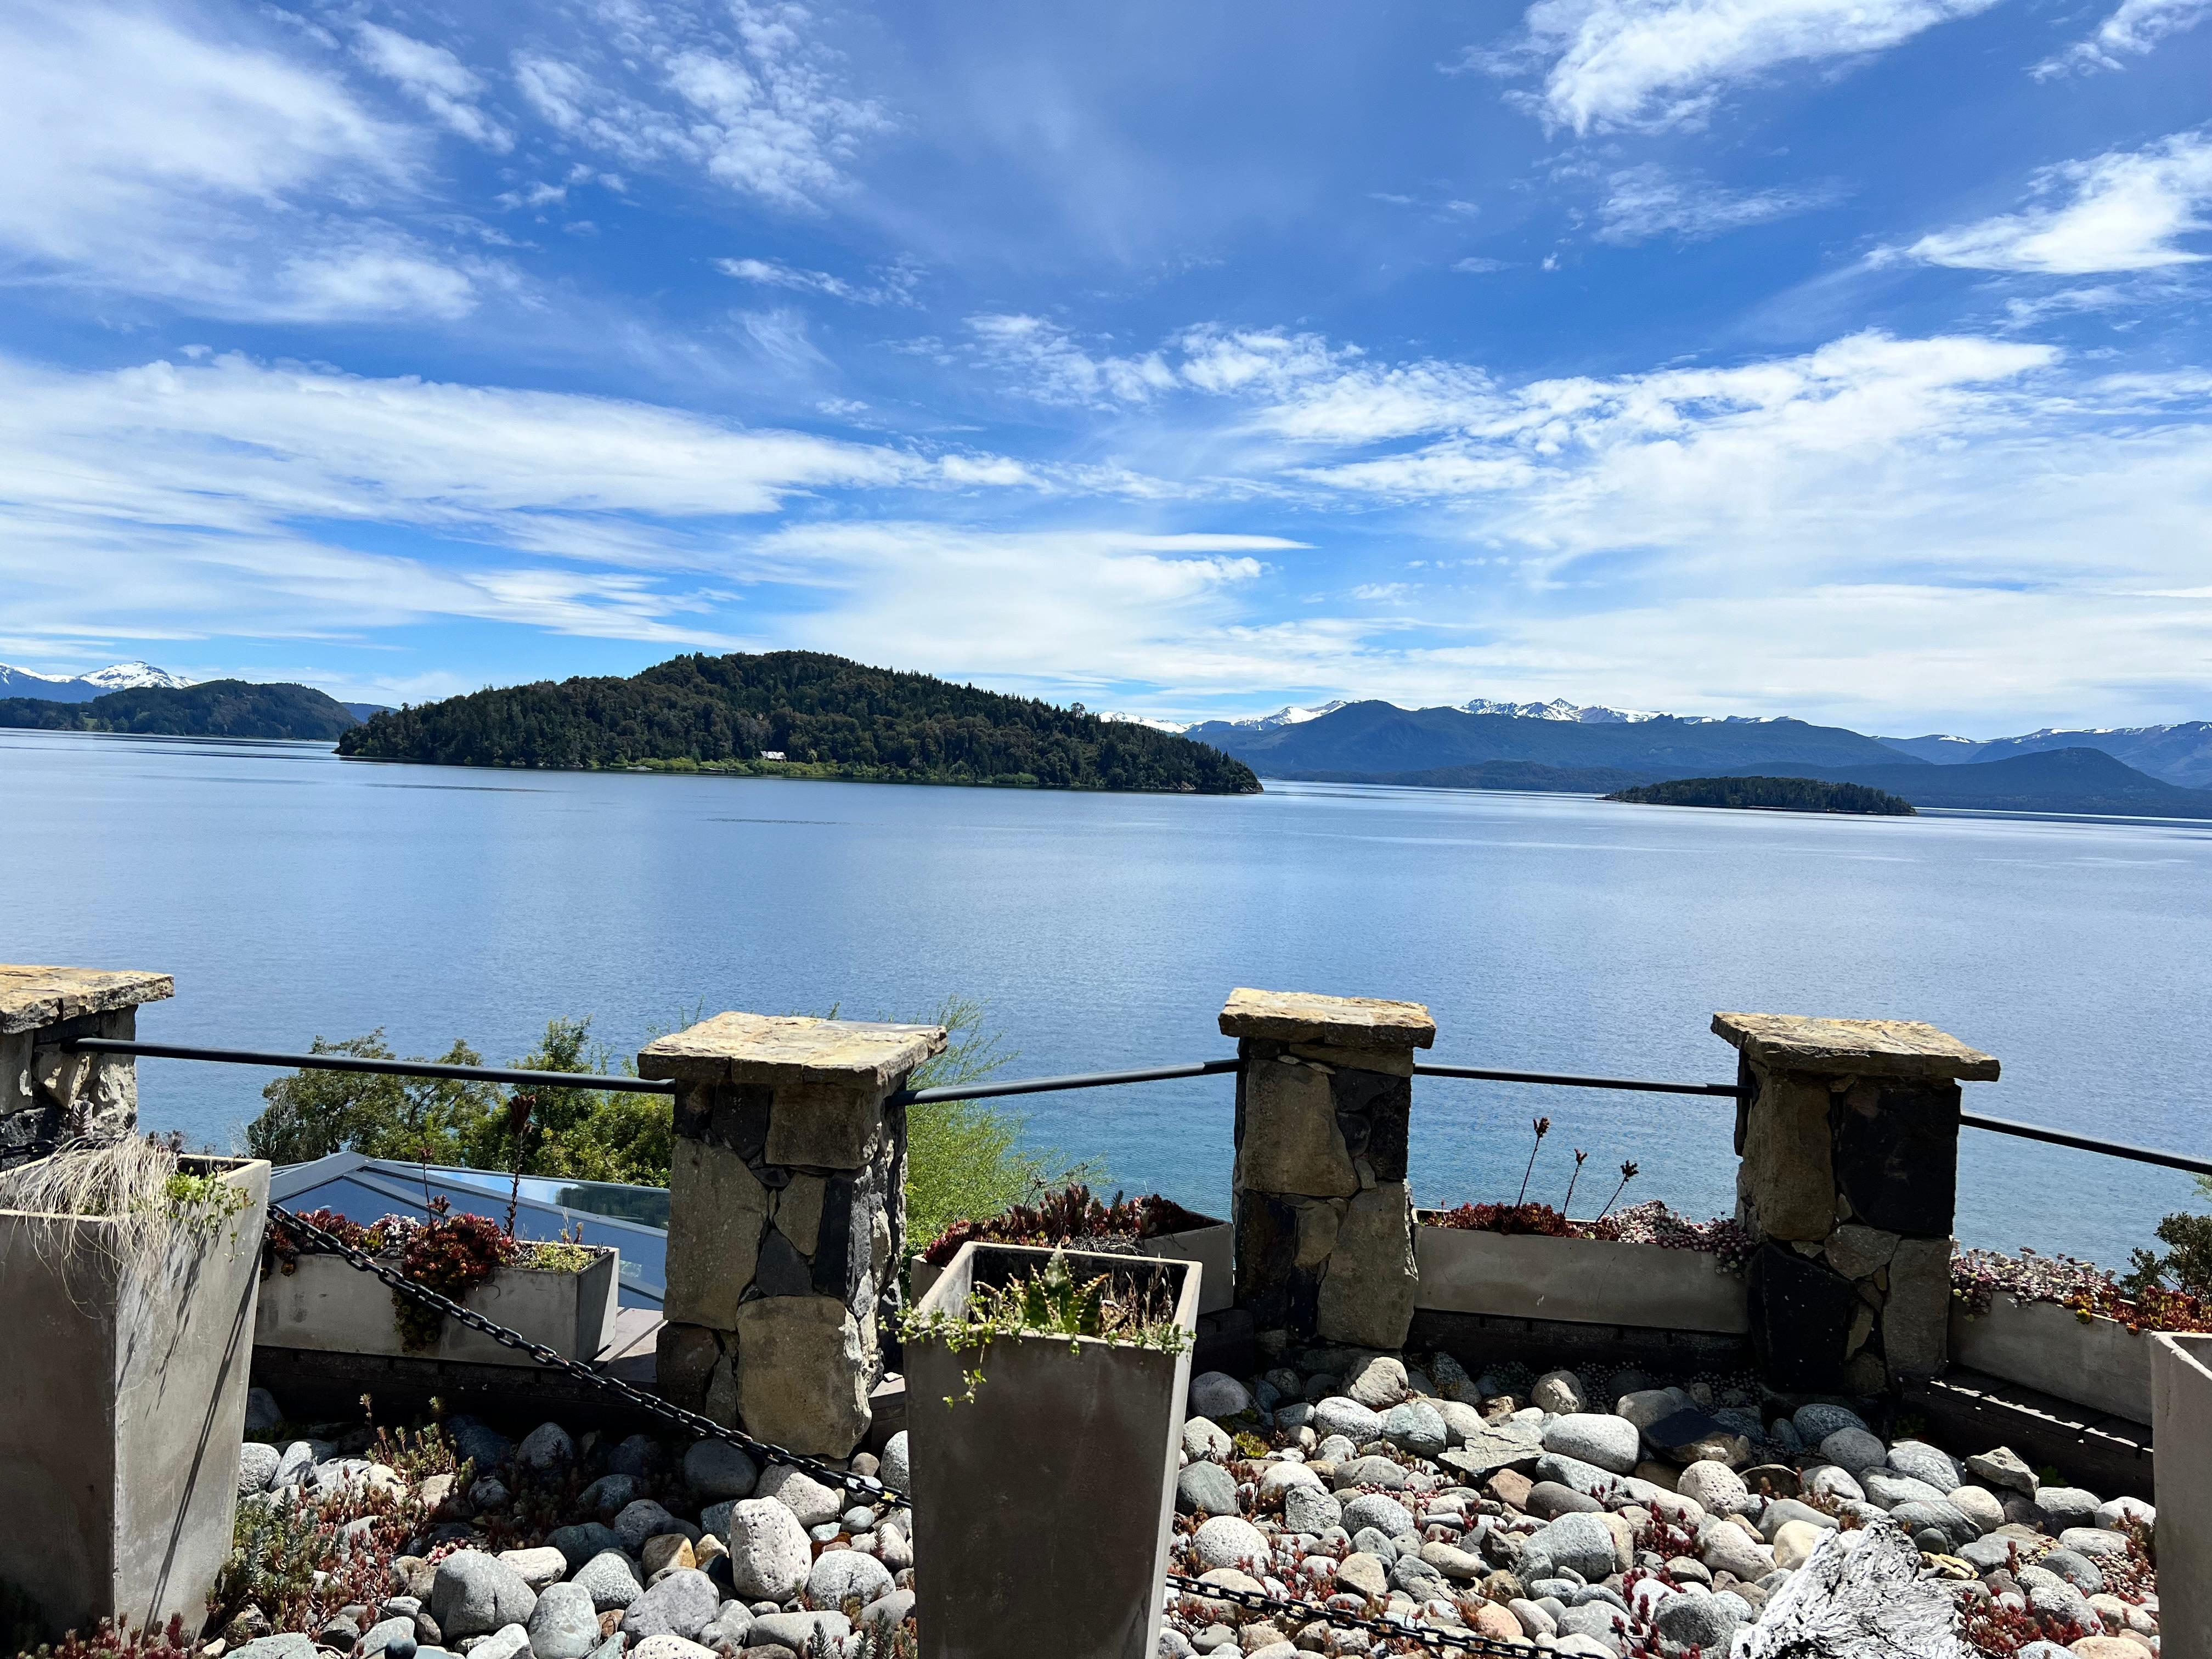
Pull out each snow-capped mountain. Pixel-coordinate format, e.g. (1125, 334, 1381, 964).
(0, 661, 196, 702)
(1101, 699, 1353, 736)
(1460, 697, 1663, 723)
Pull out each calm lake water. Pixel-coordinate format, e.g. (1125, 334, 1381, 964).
(2, 728, 2205, 1269)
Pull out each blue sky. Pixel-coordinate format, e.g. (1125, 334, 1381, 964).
(2, 0, 2208, 732)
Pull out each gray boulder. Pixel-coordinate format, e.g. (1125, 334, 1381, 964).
(1338, 1494, 1415, 1538)
(1189, 1371, 1254, 1417)
(238, 1442, 280, 1496)
(1543, 1414, 1640, 1475)
(719, 1498, 812, 1601)
(1311, 1397, 1384, 1443)
(2038, 1548, 2105, 1594)
(747, 1613, 849, 1652)
(859, 1589, 915, 1631)
(1519, 1513, 1619, 1582)
(2036, 1487, 2103, 1529)
(612, 1500, 689, 1554)
(576, 1475, 642, 1520)
(432, 1551, 538, 1641)
(1819, 1427, 1887, 1472)
(755, 1465, 841, 1529)
(1284, 1485, 1342, 1534)
(448, 1416, 514, 1470)
(517, 1423, 577, 1471)
(1861, 1470, 1946, 1510)
(1383, 1401, 1448, 1458)
(230, 1639, 317, 1659)
(1791, 1404, 1867, 1442)
(878, 1431, 910, 1494)
(1655, 1594, 1742, 1654)
(359, 1618, 416, 1659)
(546, 1531, 624, 1575)
(806, 1549, 893, 1606)
(567, 1551, 643, 1613)
(525, 1584, 602, 1659)
(471, 1627, 531, 1659)
(620, 1570, 719, 1642)
(1177, 1463, 1240, 1517)
(1885, 1440, 1961, 1492)
(681, 1441, 759, 1502)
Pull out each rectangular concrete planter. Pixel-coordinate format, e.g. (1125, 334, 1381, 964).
(256, 1244, 619, 1365)
(1412, 1215, 1750, 1334)
(2151, 1333, 2211, 1658)
(910, 1216, 1231, 1315)
(1950, 1296, 2155, 1423)
(0, 1155, 270, 1639)
(907, 1242, 1199, 1659)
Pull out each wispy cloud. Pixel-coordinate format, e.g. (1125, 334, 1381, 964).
(716, 253, 922, 304)
(0, 0, 496, 320)
(510, 1, 888, 210)
(1897, 129, 2212, 273)
(1472, 0, 2000, 133)
(2033, 0, 2212, 76)
(1595, 165, 1842, 242)
(352, 22, 512, 151)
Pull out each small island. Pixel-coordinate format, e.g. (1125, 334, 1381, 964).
(1604, 775, 1917, 815)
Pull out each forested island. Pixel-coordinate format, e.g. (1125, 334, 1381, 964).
(1605, 775, 1917, 815)
(0, 680, 359, 741)
(340, 651, 1261, 794)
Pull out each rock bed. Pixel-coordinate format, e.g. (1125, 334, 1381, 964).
(216, 1390, 915, 1659)
(1161, 1352, 2160, 1658)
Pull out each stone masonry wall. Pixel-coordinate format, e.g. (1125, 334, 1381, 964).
(641, 1013, 942, 1459)
(1, 967, 171, 1171)
(1225, 989, 1433, 1353)
(1716, 1012, 1999, 1395)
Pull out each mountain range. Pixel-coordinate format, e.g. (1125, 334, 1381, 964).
(0, 661, 390, 723)
(0, 661, 195, 701)
(1136, 697, 2212, 817)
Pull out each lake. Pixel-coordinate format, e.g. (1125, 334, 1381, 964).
(2, 727, 2205, 1270)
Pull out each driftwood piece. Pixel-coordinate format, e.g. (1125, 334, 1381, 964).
(1739, 1522, 1965, 1659)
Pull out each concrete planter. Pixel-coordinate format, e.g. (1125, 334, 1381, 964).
(256, 1244, 619, 1365)
(910, 1215, 1232, 1316)
(907, 1242, 1199, 1659)
(1951, 1296, 2155, 1423)
(0, 1155, 270, 1639)
(2151, 1333, 2211, 1656)
(1412, 1214, 1749, 1334)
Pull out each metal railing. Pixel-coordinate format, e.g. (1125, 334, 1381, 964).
(65, 1032, 2212, 1177)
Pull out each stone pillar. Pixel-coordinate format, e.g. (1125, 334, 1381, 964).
(639, 1011, 944, 1457)
(1, 966, 173, 1170)
(1713, 1012, 1999, 1395)
(1223, 988, 1435, 1351)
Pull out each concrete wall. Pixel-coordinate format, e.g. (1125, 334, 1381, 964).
(0, 1156, 269, 1638)
(2153, 1333, 2212, 1659)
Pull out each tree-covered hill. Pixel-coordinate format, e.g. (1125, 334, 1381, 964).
(1606, 776, 1917, 815)
(0, 680, 360, 741)
(339, 651, 1263, 794)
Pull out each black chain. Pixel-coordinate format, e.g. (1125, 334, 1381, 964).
(273, 1203, 1531, 1655)
(1163, 1573, 1530, 1656)
(267, 1202, 905, 1507)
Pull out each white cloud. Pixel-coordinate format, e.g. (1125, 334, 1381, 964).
(716, 253, 922, 304)
(511, 2, 887, 209)
(1595, 165, 1841, 242)
(966, 314, 1178, 405)
(1900, 130, 2212, 273)
(1477, 0, 2000, 133)
(754, 523, 1287, 687)
(2034, 0, 2212, 76)
(352, 22, 512, 151)
(1453, 256, 1513, 273)
(0, 1, 498, 321)
(0, 351, 1021, 652)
